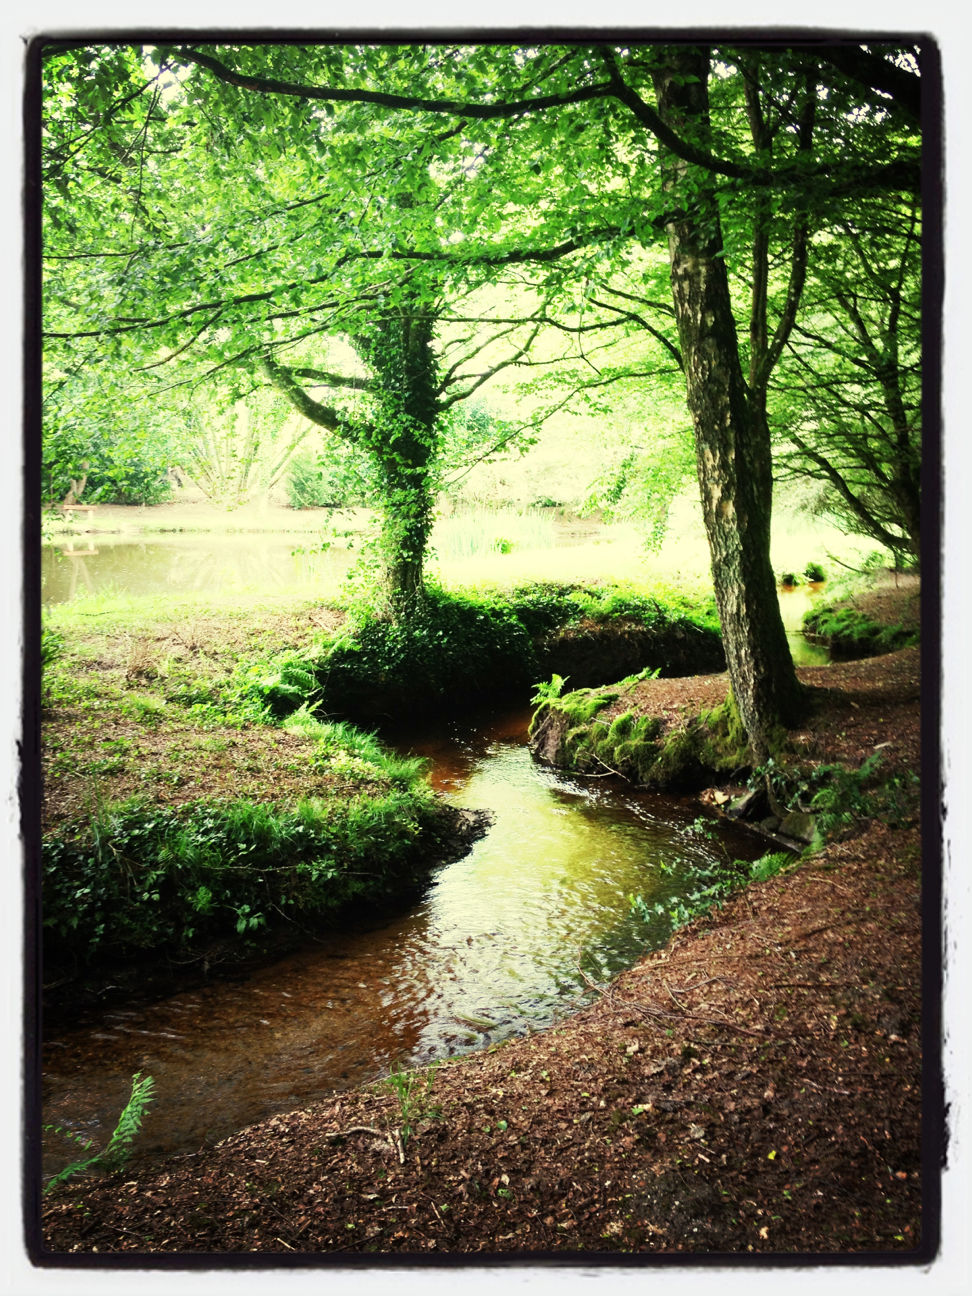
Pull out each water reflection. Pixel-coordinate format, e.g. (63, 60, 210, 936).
(778, 583, 830, 667)
(42, 534, 356, 605)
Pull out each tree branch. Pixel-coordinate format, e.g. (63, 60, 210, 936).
(167, 45, 615, 119)
(259, 353, 370, 443)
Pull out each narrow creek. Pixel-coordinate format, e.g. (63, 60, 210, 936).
(42, 706, 764, 1180)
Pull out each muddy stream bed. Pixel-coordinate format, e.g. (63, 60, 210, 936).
(41, 706, 768, 1183)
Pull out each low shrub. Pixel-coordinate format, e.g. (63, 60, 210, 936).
(43, 781, 443, 967)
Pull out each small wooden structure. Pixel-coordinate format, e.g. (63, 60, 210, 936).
(59, 502, 97, 521)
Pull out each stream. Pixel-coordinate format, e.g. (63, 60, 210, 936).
(40, 526, 827, 1177)
(41, 706, 765, 1179)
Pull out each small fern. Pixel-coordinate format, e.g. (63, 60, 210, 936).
(44, 1071, 156, 1194)
(531, 673, 569, 705)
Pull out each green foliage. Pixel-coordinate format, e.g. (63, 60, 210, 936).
(234, 651, 321, 718)
(40, 41, 921, 740)
(285, 709, 429, 787)
(42, 752, 439, 965)
(44, 1072, 156, 1193)
(803, 561, 826, 583)
(771, 196, 921, 565)
(530, 673, 569, 705)
(43, 359, 181, 505)
(803, 604, 918, 658)
(629, 845, 795, 936)
(319, 584, 535, 715)
(43, 412, 176, 506)
(381, 1062, 442, 1154)
(584, 420, 696, 551)
(209, 580, 719, 722)
(41, 621, 66, 668)
(751, 752, 919, 840)
(286, 440, 376, 509)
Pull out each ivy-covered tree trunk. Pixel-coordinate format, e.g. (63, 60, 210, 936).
(652, 48, 804, 756)
(356, 299, 440, 622)
(261, 300, 439, 623)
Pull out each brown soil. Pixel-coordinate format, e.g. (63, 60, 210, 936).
(38, 636, 931, 1261)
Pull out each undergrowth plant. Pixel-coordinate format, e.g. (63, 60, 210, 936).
(751, 752, 918, 839)
(44, 1072, 155, 1194)
(382, 1061, 441, 1153)
(629, 848, 795, 936)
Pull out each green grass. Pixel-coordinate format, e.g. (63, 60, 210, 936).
(430, 506, 556, 562)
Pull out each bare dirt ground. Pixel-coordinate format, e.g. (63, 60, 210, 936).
(38, 620, 931, 1261)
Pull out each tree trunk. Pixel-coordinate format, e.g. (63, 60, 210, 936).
(652, 48, 804, 756)
(377, 464, 434, 620)
(358, 296, 440, 622)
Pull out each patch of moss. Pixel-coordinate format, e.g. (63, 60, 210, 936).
(531, 685, 767, 791)
(648, 727, 704, 788)
(696, 694, 752, 774)
(803, 604, 918, 659)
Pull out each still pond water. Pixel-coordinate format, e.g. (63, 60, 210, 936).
(41, 527, 829, 666)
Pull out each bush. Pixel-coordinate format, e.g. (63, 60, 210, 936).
(42, 781, 442, 967)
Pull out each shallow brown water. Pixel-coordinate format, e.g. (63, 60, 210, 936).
(41, 709, 763, 1179)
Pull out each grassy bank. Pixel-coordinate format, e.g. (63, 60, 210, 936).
(40, 596, 472, 995)
(801, 569, 920, 658)
(308, 581, 723, 720)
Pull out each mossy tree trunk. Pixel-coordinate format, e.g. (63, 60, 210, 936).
(652, 48, 805, 757)
(356, 300, 439, 622)
(262, 289, 442, 625)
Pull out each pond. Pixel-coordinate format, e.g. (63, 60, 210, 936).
(40, 524, 831, 666)
(42, 707, 764, 1179)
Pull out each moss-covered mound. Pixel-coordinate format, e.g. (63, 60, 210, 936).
(529, 675, 749, 791)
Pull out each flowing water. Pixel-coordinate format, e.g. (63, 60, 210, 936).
(41, 707, 764, 1179)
